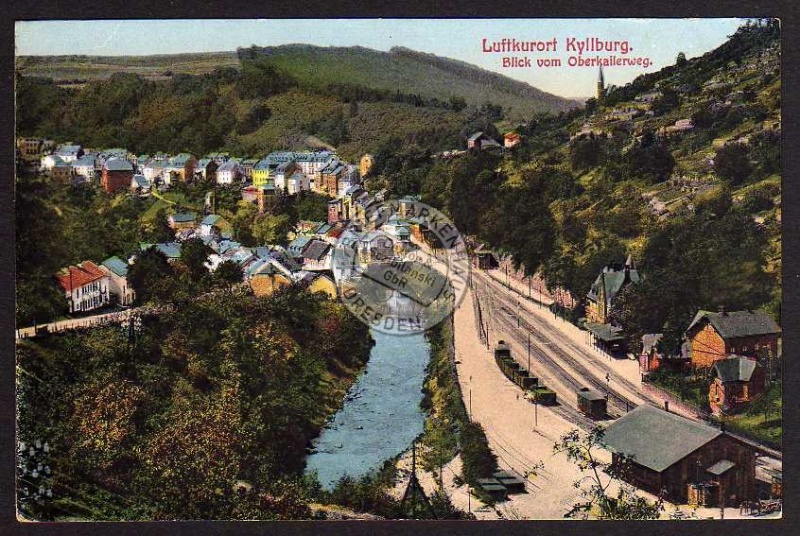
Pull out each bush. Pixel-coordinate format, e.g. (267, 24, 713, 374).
(459, 422, 497, 486)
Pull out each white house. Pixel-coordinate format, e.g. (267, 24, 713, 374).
(272, 161, 298, 192)
(55, 144, 83, 163)
(100, 256, 136, 306)
(55, 261, 110, 314)
(142, 159, 167, 183)
(72, 154, 97, 182)
(40, 154, 62, 171)
(216, 159, 241, 185)
(286, 171, 310, 195)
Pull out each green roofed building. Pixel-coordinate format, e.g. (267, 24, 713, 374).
(601, 405, 757, 507)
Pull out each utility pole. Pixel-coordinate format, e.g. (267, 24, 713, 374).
(400, 441, 436, 519)
(527, 332, 531, 372)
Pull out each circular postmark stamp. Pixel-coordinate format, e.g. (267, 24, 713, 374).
(331, 198, 470, 335)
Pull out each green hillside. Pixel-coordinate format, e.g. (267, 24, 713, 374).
(241, 44, 576, 121)
(16, 52, 240, 83)
(16, 45, 577, 123)
(367, 20, 781, 353)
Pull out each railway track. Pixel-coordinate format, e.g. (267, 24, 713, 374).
(474, 272, 645, 413)
(471, 285, 615, 430)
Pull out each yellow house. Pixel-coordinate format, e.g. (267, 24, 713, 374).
(250, 271, 292, 297)
(252, 159, 271, 188)
(308, 273, 338, 299)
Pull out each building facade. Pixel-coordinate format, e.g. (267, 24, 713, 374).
(55, 261, 111, 314)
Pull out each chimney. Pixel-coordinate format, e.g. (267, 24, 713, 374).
(664, 400, 669, 413)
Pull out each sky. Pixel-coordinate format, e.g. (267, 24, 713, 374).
(15, 19, 745, 99)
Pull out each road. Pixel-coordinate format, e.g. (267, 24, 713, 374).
(453, 284, 593, 519)
(16, 308, 142, 340)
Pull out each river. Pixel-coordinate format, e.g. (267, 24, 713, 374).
(305, 328, 430, 489)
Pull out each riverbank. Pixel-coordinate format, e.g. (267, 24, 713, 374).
(306, 330, 430, 489)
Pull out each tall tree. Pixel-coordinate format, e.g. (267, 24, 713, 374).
(554, 427, 664, 519)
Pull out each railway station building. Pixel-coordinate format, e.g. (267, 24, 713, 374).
(602, 405, 757, 507)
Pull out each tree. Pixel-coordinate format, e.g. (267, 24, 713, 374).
(570, 135, 604, 171)
(714, 143, 752, 185)
(214, 260, 244, 289)
(622, 141, 676, 184)
(459, 422, 497, 486)
(554, 427, 664, 519)
(651, 89, 680, 116)
(676, 52, 688, 67)
(252, 213, 292, 246)
(127, 248, 174, 304)
(180, 237, 213, 283)
(139, 384, 243, 519)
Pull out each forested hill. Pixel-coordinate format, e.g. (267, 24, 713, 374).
(236, 44, 577, 120)
(16, 44, 575, 162)
(369, 20, 781, 353)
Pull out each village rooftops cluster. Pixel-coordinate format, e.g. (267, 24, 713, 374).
(23, 140, 365, 202)
(576, 253, 781, 417)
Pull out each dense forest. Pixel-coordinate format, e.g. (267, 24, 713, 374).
(17, 285, 374, 520)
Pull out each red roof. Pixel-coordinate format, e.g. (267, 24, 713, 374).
(55, 261, 107, 292)
(327, 227, 345, 238)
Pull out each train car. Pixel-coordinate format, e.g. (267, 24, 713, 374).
(532, 387, 557, 405)
(494, 340, 511, 360)
(577, 387, 607, 419)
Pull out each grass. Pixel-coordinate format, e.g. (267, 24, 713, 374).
(17, 52, 240, 81)
(139, 192, 188, 223)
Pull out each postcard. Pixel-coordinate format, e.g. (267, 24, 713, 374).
(14, 18, 782, 521)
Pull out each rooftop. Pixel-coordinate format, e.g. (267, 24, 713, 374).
(302, 239, 332, 261)
(587, 259, 640, 302)
(104, 157, 133, 172)
(55, 261, 107, 292)
(101, 256, 129, 277)
(170, 212, 197, 223)
(711, 355, 761, 383)
(602, 405, 722, 473)
(687, 310, 781, 340)
(201, 214, 221, 226)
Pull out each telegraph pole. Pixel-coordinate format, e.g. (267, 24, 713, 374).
(527, 332, 531, 372)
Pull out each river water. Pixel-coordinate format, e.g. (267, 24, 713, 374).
(305, 328, 430, 489)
